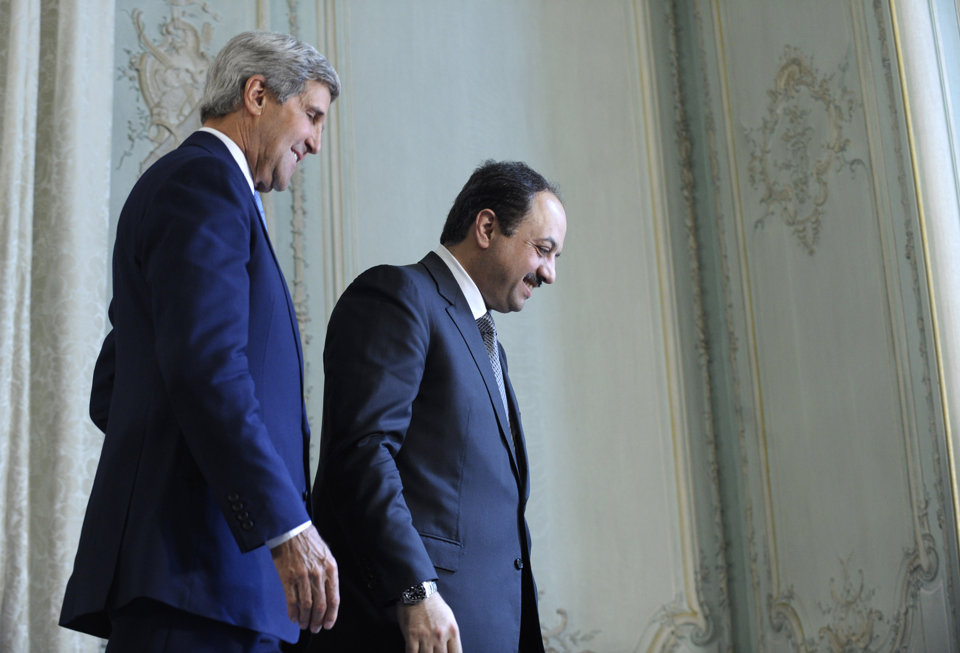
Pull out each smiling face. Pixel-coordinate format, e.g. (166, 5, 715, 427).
(250, 79, 332, 192)
(476, 191, 567, 313)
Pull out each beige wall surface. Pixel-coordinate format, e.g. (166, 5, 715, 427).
(104, 1, 960, 651)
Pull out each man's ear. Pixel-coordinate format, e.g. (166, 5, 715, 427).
(474, 209, 497, 250)
(242, 75, 269, 116)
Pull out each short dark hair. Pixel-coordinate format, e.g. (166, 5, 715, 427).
(440, 160, 559, 245)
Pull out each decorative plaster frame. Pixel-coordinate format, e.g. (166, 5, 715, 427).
(123, 1, 217, 173)
(894, 0, 960, 619)
(745, 47, 862, 256)
(635, 0, 728, 650)
(700, 0, 951, 649)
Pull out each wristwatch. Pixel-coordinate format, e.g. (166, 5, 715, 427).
(400, 580, 438, 605)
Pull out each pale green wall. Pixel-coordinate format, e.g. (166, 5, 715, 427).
(664, 1, 960, 650)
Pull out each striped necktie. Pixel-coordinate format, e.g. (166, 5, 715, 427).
(476, 312, 509, 416)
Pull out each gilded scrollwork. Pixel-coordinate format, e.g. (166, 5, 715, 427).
(540, 603, 599, 653)
(771, 546, 936, 652)
(815, 556, 885, 652)
(123, 1, 219, 172)
(769, 589, 810, 652)
(746, 46, 863, 255)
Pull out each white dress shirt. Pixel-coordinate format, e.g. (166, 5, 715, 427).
(433, 245, 487, 319)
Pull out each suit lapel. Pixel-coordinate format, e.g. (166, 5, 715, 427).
(249, 199, 309, 493)
(251, 199, 306, 393)
(420, 253, 522, 483)
(501, 352, 530, 499)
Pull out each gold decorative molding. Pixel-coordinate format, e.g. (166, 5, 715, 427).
(539, 595, 600, 653)
(870, 0, 941, 583)
(745, 46, 862, 255)
(709, 0, 951, 649)
(771, 539, 940, 651)
(641, 0, 725, 648)
(124, 1, 218, 172)
(890, 0, 960, 607)
(761, 2, 940, 644)
(769, 593, 809, 653)
(881, 0, 957, 624)
(816, 557, 884, 652)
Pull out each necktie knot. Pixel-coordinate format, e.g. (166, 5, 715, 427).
(477, 312, 507, 408)
(476, 311, 497, 341)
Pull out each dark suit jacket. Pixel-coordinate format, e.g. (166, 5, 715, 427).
(311, 252, 544, 652)
(59, 131, 311, 643)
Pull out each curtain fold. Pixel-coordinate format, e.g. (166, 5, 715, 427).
(1, 0, 116, 650)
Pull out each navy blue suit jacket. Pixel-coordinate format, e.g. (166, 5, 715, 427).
(311, 252, 544, 652)
(60, 132, 311, 643)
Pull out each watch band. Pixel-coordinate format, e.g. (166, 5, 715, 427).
(400, 580, 438, 605)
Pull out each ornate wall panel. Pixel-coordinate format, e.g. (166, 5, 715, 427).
(685, 0, 960, 649)
(899, 1, 960, 622)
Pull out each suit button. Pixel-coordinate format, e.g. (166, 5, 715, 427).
(231, 502, 245, 512)
(514, 558, 524, 570)
(241, 520, 255, 531)
(227, 492, 240, 502)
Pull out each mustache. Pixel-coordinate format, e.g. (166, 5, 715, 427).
(524, 273, 543, 288)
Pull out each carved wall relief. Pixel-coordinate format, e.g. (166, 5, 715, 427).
(540, 599, 600, 653)
(815, 556, 885, 652)
(122, 1, 219, 172)
(746, 46, 863, 255)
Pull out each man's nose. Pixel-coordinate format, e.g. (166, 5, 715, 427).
(539, 258, 556, 285)
(305, 125, 323, 154)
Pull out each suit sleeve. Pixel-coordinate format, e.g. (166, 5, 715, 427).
(319, 266, 438, 602)
(138, 157, 308, 551)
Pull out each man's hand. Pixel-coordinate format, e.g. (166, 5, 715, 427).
(396, 592, 462, 653)
(270, 525, 339, 633)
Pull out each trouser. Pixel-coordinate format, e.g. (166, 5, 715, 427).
(105, 597, 283, 653)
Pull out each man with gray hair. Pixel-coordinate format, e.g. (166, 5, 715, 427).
(60, 31, 340, 652)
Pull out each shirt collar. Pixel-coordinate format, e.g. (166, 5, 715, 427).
(198, 127, 255, 194)
(433, 245, 487, 320)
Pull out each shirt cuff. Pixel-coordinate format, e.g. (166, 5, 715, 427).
(266, 520, 312, 549)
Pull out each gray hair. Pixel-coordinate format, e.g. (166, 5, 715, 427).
(199, 31, 341, 122)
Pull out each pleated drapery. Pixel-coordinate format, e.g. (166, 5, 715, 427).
(0, 0, 116, 650)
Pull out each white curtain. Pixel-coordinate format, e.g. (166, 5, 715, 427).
(0, 0, 115, 650)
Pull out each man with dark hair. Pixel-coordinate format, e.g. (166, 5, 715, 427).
(60, 31, 340, 651)
(310, 160, 566, 652)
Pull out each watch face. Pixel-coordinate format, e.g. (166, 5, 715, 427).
(402, 584, 426, 604)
